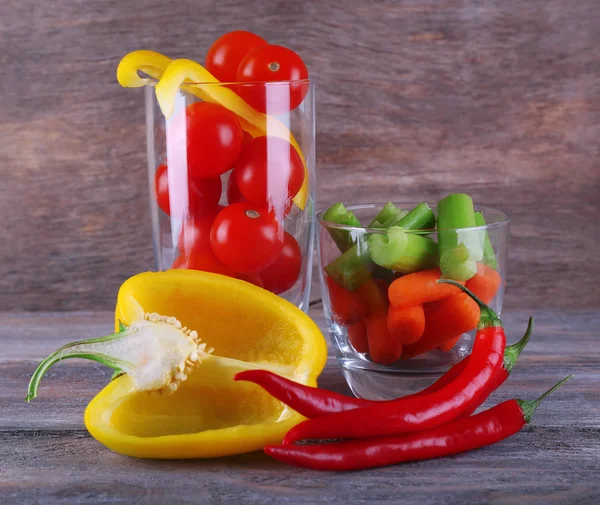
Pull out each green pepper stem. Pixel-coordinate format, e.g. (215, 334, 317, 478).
(437, 279, 502, 328)
(517, 375, 574, 423)
(503, 316, 534, 373)
(25, 330, 132, 402)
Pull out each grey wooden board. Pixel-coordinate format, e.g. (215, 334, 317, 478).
(1, 308, 599, 504)
(1, 0, 599, 311)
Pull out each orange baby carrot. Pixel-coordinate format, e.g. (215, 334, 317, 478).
(387, 305, 426, 345)
(347, 320, 369, 353)
(366, 313, 403, 365)
(356, 278, 389, 316)
(401, 292, 479, 359)
(326, 275, 366, 325)
(439, 334, 462, 352)
(388, 268, 464, 308)
(465, 263, 502, 304)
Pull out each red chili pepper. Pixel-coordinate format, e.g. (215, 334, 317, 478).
(283, 280, 506, 444)
(234, 317, 531, 418)
(234, 369, 371, 417)
(265, 375, 573, 471)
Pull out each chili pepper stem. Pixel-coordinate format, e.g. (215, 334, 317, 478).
(437, 278, 502, 329)
(503, 316, 533, 373)
(518, 375, 574, 423)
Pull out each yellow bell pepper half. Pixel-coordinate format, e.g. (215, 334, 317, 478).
(84, 270, 327, 459)
(117, 50, 310, 209)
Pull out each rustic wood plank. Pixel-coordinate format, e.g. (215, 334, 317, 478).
(0, 310, 599, 504)
(1, 0, 599, 311)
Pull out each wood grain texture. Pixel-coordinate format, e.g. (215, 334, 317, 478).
(1, 0, 599, 311)
(1, 309, 599, 504)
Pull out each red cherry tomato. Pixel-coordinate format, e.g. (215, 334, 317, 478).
(242, 130, 253, 145)
(258, 232, 302, 294)
(210, 202, 283, 274)
(171, 102, 243, 179)
(205, 31, 267, 83)
(154, 164, 222, 218)
(234, 136, 304, 210)
(177, 205, 225, 253)
(155, 164, 171, 216)
(237, 45, 309, 114)
(236, 272, 264, 288)
(172, 247, 235, 277)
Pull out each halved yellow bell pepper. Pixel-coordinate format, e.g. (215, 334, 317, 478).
(117, 51, 310, 209)
(28, 270, 328, 459)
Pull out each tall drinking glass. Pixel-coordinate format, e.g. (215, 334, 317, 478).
(144, 80, 315, 312)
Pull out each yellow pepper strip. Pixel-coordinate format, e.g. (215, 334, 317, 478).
(28, 270, 327, 459)
(116, 50, 172, 87)
(116, 50, 310, 209)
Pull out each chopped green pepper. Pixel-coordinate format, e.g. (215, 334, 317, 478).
(322, 202, 361, 252)
(437, 193, 483, 281)
(326, 203, 436, 290)
(368, 227, 439, 273)
(368, 203, 407, 229)
(475, 211, 498, 270)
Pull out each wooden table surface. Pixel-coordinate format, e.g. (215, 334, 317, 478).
(1, 308, 599, 504)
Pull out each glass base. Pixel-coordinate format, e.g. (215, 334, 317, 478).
(332, 323, 472, 400)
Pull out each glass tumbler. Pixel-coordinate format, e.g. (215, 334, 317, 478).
(318, 203, 510, 400)
(144, 79, 315, 312)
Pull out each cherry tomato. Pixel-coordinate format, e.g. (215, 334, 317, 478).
(177, 205, 225, 253)
(237, 45, 309, 114)
(172, 247, 235, 277)
(174, 102, 243, 178)
(242, 130, 253, 145)
(258, 232, 302, 294)
(154, 164, 222, 218)
(236, 272, 264, 288)
(210, 202, 283, 274)
(234, 136, 304, 209)
(205, 31, 267, 83)
(155, 164, 171, 216)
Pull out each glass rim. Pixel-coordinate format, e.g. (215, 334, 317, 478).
(144, 78, 312, 87)
(317, 202, 510, 233)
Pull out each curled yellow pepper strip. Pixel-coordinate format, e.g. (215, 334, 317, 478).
(116, 50, 172, 87)
(117, 51, 309, 209)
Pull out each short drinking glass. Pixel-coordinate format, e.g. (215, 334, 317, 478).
(318, 202, 509, 400)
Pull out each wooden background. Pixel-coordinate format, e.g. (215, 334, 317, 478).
(1, 0, 599, 311)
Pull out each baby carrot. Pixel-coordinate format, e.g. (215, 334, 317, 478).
(326, 275, 367, 325)
(366, 313, 403, 365)
(465, 263, 502, 304)
(356, 278, 389, 316)
(388, 268, 464, 308)
(347, 320, 369, 353)
(356, 279, 400, 363)
(387, 305, 425, 345)
(401, 292, 479, 358)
